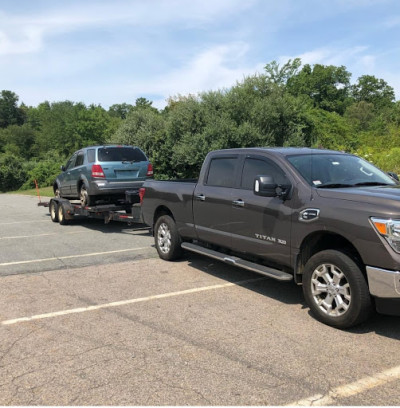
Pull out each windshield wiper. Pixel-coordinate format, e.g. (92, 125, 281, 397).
(316, 183, 353, 188)
(353, 182, 392, 187)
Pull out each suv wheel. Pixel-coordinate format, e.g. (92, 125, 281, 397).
(80, 185, 93, 208)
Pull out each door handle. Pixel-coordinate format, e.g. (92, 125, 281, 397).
(196, 194, 205, 201)
(232, 199, 245, 207)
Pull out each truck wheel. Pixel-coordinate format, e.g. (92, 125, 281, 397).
(154, 215, 183, 261)
(50, 200, 59, 222)
(58, 202, 69, 225)
(80, 185, 92, 208)
(303, 250, 372, 329)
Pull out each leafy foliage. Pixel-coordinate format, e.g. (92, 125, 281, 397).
(1, 59, 400, 190)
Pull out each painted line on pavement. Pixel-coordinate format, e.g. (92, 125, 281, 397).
(0, 247, 148, 267)
(288, 364, 400, 406)
(0, 220, 49, 225)
(0, 231, 86, 240)
(1, 277, 265, 326)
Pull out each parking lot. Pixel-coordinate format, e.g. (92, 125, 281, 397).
(0, 193, 399, 405)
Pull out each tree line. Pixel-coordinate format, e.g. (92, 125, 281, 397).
(1, 59, 399, 192)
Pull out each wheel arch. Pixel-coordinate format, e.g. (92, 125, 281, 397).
(296, 231, 365, 279)
(153, 205, 175, 228)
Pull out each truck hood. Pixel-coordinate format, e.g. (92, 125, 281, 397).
(316, 184, 400, 210)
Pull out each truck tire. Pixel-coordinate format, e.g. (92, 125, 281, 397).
(303, 250, 372, 329)
(50, 200, 59, 222)
(154, 215, 183, 261)
(58, 202, 69, 225)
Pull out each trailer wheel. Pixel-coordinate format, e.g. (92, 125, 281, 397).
(58, 202, 69, 225)
(50, 200, 59, 222)
(154, 215, 183, 261)
(303, 250, 372, 329)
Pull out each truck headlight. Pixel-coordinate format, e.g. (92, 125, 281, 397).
(371, 217, 400, 253)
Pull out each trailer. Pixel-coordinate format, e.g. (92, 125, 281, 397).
(47, 189, 145, 226)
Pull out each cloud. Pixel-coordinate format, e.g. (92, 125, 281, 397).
(0, 0, 256, 56)
(125, 42, 265, 107)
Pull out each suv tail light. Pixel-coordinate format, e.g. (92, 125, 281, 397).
(146, 163, 153, 177)
(139, 187, 145, 204)
(91, 164, 105, 178)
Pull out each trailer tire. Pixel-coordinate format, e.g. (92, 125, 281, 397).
(303, 250, 372, 329)
(154, 215, 183, 261)
(58, 202, 69, 225)
(50, 200, 59, 222)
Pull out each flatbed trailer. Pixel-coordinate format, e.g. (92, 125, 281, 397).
(46, 190, 145, 226)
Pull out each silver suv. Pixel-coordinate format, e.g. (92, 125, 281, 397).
(54, 145, 153, 206)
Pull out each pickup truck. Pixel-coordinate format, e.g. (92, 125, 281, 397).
(141, 147, 400, 329)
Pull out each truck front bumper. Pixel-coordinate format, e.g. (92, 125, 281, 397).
(366, 266, 400, 316)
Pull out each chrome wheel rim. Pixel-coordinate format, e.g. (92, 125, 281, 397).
(80, 189, 87, 207)
(58, 205, 63, 222)
(50, 202, 57, 220)
(311, 263, 351, 317)
(157, 222, 171, 254)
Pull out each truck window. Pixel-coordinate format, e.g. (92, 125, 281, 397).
(241, 158, 288, 189)
(206, 157, 237, 187)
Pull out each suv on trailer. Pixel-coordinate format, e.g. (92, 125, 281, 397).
(54, 145, 153, 206)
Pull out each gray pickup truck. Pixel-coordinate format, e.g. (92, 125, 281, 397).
(141, 148, 400, 328)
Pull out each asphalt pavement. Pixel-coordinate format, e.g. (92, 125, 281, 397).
(0, 193, 399, 405)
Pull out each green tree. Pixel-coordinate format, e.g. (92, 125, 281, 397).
(0, 90, 25, 128)
(0, 153, 27, 191)
(108, 103, 134, 119)
(352, 75, 395, 109)
(0, 124, 36, 158)
(287, 64, 352, 114)
(264, 58, 302, 85)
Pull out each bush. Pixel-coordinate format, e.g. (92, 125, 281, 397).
(0, 153, 27, 192)
(21, 160, 63, 190)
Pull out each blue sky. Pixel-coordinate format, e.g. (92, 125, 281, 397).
(1, 0, 399, 109)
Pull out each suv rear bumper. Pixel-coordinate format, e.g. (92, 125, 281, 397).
(89, 180, 144, 196)
(366, 266, 400, 316)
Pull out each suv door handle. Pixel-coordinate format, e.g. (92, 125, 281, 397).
(196, 194, 205, 201)
(232, 199, 245, 207)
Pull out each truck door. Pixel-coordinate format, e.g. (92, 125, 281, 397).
(230, 155, 293, 268)
(193, 155, 240, 249)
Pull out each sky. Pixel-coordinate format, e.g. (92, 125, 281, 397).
(1, 0, 400, 110)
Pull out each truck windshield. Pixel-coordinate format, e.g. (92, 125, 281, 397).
(287, 153, 396, 188)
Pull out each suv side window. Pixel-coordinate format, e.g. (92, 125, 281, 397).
(87, 149, 96, 163)
(75, 152, 85, 167)
(65, 154, 77, 171)
(241, 157, 289, 190)
(206, 157, 237, 188)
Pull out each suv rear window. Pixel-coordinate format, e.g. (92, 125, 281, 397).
(98, 147, 147, 162)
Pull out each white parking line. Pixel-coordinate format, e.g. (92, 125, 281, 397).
(0, 231, 86, 240)
(1, 277, 265, 326)
(0, 247, 149, 267)
(0, 220, 49, 225)
(288, 364, 400, 406)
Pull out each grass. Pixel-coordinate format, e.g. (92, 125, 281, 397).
(9, 186, 54, 197)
